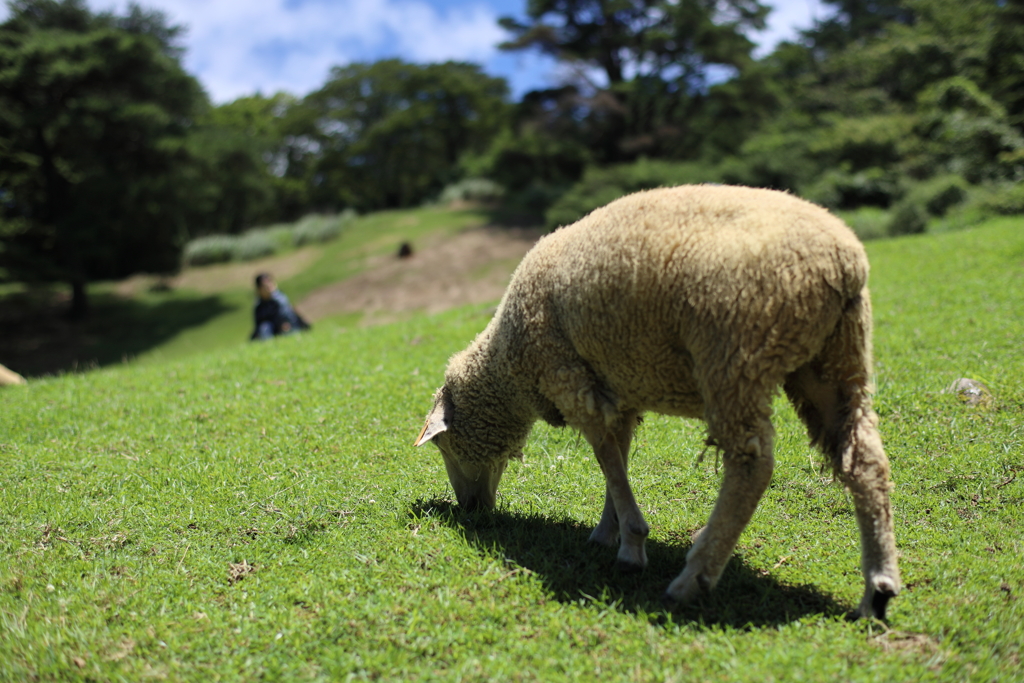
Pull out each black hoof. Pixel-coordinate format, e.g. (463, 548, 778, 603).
(587, 534, 619, 548)
(872, 589, 896, 620)
(615, 559, 645, 574)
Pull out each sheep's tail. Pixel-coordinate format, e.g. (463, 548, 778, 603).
(828, 235, 871, 305)
(786, 283, 876, 469)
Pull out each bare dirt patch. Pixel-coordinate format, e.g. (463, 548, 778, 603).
(298, 226, 542, 324)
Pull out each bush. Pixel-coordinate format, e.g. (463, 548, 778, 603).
(292, 210, 356, 247)
(258, 225, 298, 250)
(887, 201, 930, 236)
(232, 231, 277, 261)
(490, 182, 569, 227)
(182, 235, 238, 267)
(800, 167, 902, 210)
(182, 210, 356, 268)
(545, 159, 722, 229)
(835, 206, 891, 241)
(437, 178, 505, 205)
(933, 182, 1024, 232)
(887, 174, 970, 236)
(973, 182, 1024, 216)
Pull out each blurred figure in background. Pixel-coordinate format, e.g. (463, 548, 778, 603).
(251, 273, 311, 340)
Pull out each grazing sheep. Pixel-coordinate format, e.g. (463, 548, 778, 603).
(415, 185, 900, 619)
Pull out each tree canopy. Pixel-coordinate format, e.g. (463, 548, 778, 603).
(301, 60, 510, 212)
(0, 0, 206, 317)
(4, 0, 1024, 313)
(498, 0, 770, 162)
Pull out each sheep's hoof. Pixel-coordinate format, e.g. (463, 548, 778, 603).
(588, 526, 619, 548)
(848, 587, 897, 621)
(870, 588, 896, 620)
(664, 568, 714, 604)
(615, 558, 645, 574)
(615, 542, 647, 572)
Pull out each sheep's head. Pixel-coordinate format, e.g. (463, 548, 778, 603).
(414, 384, 511, 511)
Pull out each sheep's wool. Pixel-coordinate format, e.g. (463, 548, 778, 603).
(423, 184, 900, 619)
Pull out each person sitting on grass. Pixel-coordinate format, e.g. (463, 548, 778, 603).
(251, 273, 311, 340)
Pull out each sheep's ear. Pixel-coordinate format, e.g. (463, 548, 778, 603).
(414, 386, 452, 446)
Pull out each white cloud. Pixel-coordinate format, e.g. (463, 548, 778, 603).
(754, 0, 833, 56)
(0, 1, 832, 102)
(53, 0, 506, 102)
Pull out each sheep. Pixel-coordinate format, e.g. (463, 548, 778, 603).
(414, 184, 900, 619)
(0, 363, 27, 387)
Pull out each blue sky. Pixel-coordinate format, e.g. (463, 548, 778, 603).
(0, 0, 832, 103)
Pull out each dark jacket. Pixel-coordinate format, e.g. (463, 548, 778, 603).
(251, 290, 311, 340)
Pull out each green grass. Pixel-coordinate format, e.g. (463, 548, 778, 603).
(1, 219, 1023, 680)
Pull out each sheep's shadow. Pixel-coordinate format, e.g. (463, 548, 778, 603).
(409, 497, 849, 629)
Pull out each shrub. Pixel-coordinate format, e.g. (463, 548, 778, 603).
(182, 235, 238, 267)
(292, 210, 356, 247)
(835, 206, 891, 241)
(887, 201, 930, 236)
(973, 182, 1024, 216)
(491, 182, 569, 227)
(932, 182, 1024, 232)
(232, 231, 277, 261)
(438, 178, 505, 205)
(545, 159, 722, 229)
(257, 224, 298, 250)
(887, 174, 970, 236)
(800, 167, 902, 210)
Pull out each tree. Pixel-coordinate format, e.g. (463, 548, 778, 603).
(499, 0, 768, 87)
(801, 0, 913, 54)
(0, 0, 206, 318)
(188, 93, 312, 236)
(303, 60, 509, 211)
(718, 0, 1024, 211)
(498, 0, 769, 161)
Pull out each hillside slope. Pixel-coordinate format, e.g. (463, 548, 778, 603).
(1, 218, 1022, 680)
(0, 206, 536, 376)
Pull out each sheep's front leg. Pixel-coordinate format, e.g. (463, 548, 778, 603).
(589, 488, 620, 548)
(589, 415, 636, 548)
(590, 431, 648, 571)
(665, 431, 774, 603)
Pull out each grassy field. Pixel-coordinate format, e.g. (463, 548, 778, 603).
(1, 218, 1022, 681)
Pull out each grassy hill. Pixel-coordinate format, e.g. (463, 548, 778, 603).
(1, 217, 1022, 680)
(0, 205, 493, 377)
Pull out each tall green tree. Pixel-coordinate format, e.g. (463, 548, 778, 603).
(801, 0, 913, 53)
(499, 0, 768, 87)
(303, 60, 509, 211)
(724, 0, 1024, 207)
(0, 0, 206, 318)
(190, 93, 311, 235)
(498, 0, 769, 161)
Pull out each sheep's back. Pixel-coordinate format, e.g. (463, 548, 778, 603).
(506, 185, 869, 417)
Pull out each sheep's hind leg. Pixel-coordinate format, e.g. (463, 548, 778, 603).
(785, 364, 900, 620)
(839, 411, 900, 620)
(589, 414, 638, 548)
(587, 415, 648, 570)
(665, 426, 775, 604)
